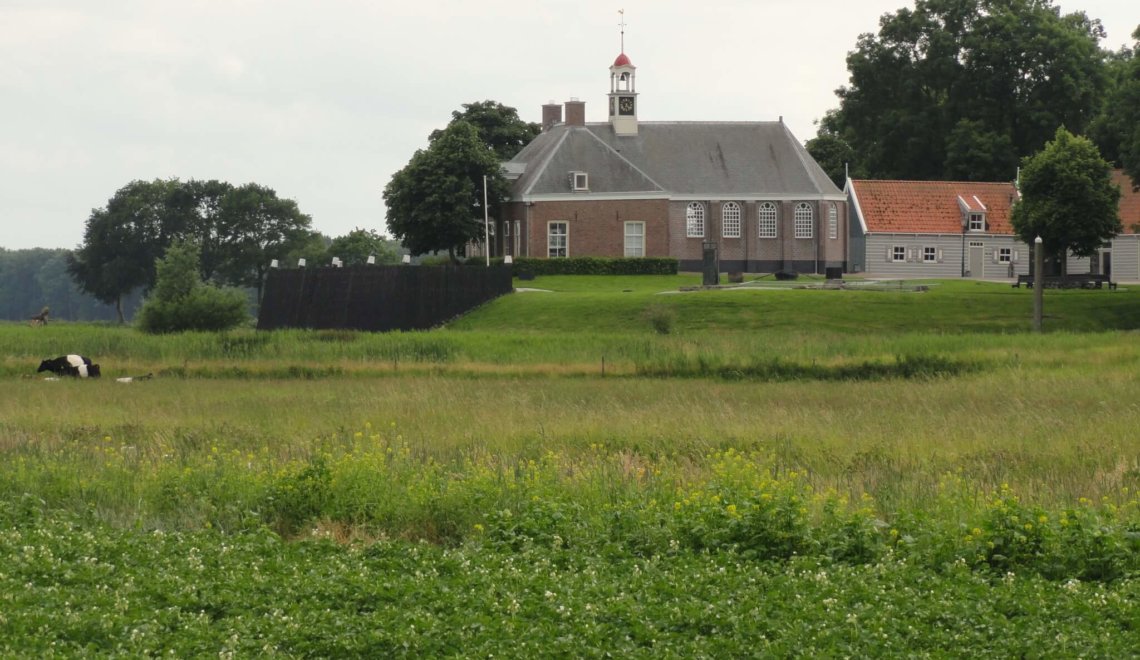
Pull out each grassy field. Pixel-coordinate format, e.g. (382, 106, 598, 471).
(2, 275, 1139, 655)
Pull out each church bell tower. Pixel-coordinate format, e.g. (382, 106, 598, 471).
(608, 12, 638, 136)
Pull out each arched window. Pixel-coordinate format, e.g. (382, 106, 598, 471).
(794, 203, 814, 239)
(686, 202, 705, 238)
(758, 202, 777, 238)
(722, 202, 741, 238)
(828, 204, 838, 240)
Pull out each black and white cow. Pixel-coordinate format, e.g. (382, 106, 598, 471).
(37, 355, 101, 378)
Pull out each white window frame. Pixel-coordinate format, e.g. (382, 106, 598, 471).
(624, 221, 645, 257)
(571, 172, 588, 191)
(923, 246, 937, 263)
(548, 221, 568, 258)
(794, 203, 814, 239)
(722, 202, 741, 239)
(892, 246, 906, 263)
(828, 205, 838, 240)
(968, 213, 984, 231)
(998, 247, 1012, 263)
(686, 202, 705, 238)
(487, 222, 495, 237)
(758, 202, 777, 238)
(504, 221, 510, 237)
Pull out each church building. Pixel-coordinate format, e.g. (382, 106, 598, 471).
(494, 49, 848, 273)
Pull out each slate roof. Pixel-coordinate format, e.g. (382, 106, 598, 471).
(849, 179, 1018, 234)
(506, 122, 841, 199)
(1112, 169, 1140, 234)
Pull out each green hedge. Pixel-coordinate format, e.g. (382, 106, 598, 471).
(466, 256, 679, 276)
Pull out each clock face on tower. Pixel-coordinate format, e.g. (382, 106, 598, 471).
(618, 97, 635, 115)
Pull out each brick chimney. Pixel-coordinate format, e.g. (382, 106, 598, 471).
(541, 101, 562, 131)
(564, 98, 586, 127)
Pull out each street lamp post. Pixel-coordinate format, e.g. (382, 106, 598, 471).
(483, 175, 490, 267)
(1033, 236, 1043, 332)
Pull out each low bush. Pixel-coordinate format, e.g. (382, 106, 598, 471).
(467, 256, 679, 276)
(135, 240, 248, 333)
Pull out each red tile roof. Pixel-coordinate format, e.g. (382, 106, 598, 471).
(1112, 169, 1140, 234)
(850, 180, 1018, 234)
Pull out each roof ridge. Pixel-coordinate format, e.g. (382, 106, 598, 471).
(852, 179, 1016, 186)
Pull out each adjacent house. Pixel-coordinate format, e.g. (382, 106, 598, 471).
(494, 50, 847, 273)
(846, 179, 1025, 279)
(846, 171, 1140, 281)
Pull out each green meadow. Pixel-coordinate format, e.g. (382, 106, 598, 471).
(2, 275, 1139, 655)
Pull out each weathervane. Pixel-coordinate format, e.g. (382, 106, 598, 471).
(618, 9, 626, 53)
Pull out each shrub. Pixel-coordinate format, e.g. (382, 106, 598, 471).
(467, 256, 679, 276)
(643, 304, 676, 335)
(136, 240, 249, 333)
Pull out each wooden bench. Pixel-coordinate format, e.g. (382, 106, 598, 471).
(1012, 274, 1116, 290)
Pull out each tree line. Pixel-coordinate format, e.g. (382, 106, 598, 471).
(61, 179, 401, 322)
(2, 179, 402, 323)
(806, 0, 1140, 191)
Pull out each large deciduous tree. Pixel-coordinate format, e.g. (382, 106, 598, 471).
(68, 179, 313, 317)
(214, 183, 313, 302)
(384, 121, 507, 261)
(1089, 26, 1140, 189)
(823, 0, 1107, 181)
(1010, 128, 1121, 271)
(67, 179, 183, 322)
(429, 100, 540, 161)
(326, 228, 400, 266)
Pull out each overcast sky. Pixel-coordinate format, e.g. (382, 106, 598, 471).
(1, 0, 1134, 250)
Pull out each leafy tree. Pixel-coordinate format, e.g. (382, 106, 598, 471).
(67, 179, 183, 322)
(213, 183, 313, 301)
(1011, 128, 1121, 272)
(1089, 27, 1140, 189)
(135, 240, 248, 333)
(806, 124, 860, 188)
(943, 119, 1019, 182)
(823, 0, 1107, 180)
(385, 121, 507, 261)
(429, 101, 540, 161)
(167, 178, 235, 281)
(326, 228, 400, 266)
(283, 231, 333, 269)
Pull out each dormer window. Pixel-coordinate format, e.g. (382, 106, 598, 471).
(571, 171, 588, 191)
(968, 213, 984, 231)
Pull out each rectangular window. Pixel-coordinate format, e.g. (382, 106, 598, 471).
(969, 213, 984, 231)
(923, 246, 937, 263)
(548, 222, 568, 258)
(828, 206, 838, 240)
(504, 221, 510, 237)
(892, 246, 906, 262)
(624, 221, 645, 257)
(571, 172, 588, 191)
(795, 217, 813, 239)
(998, 247, 1011, 263)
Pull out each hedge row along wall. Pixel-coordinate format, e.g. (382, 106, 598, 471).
(257, 265, 513, 332)
(465, 257, 679, 276)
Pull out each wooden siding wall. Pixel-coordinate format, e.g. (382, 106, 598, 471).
(1111, 236, 1140, 281)
(865, 234, 1031, 279)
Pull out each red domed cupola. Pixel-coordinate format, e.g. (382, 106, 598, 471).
(613, 52, 632, 67)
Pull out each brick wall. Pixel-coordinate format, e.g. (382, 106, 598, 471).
(505, 198, 848, 272)
(522, 199, 670, 258)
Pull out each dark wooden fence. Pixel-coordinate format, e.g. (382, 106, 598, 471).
(256, 265, 513, 332)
